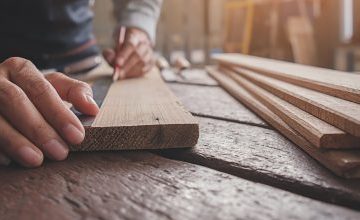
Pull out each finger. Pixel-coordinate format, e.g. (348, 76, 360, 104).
(0, 114, 43, 167)
(3, 58, 85, 145)
(122, 43, 149, 77)
(102, 48, 116, 66)
(0, 79, 69, 161)
(0, 151, 11, 166)
(46, 73, 99, 116)
(124, 46, 153, 78)
(115, 42, 135, 67)
(126, 63, 154, 79)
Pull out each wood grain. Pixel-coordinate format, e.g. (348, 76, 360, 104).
(213, 53, 360, 104)
(227, 66, 360, 137)
(221, 67, 360, 149)
(1, 152, 360, 220)
(161, 117, 360, 209)
(72, 68, 199, 151)
(207, 67, 360, 178)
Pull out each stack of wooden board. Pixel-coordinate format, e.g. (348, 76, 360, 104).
(208, 53, 360, 178)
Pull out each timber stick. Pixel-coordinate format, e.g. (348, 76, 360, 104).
(221, 67, 360, 149)
(213, 54, 360, 104)
(71, 68, 199, 151)
(226, 66, 360, 137)
(207, 66, 360, 178)
(287, 16, 318, 66)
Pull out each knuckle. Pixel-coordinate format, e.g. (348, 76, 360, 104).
(0, 81, 27, 105)
(45, 72, 65, 83)
(2, 57, 34, 74)
(30, 79, 53, 101)
(76, 80, 91, 90)
(69, 81, 92, 96)
(30, 122, 53, 144)
(46, 72, 63, 79)
(126, 42, 135, 50)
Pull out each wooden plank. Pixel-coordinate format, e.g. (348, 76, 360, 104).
(161, 117, 360, 209)
(222, 67, 360, 149)
(168, 83, 267, 127)
(287, 17, 318, 66)
(213, 53, 360, 104)
(72, 68, 199, 151)
(206, 67, 360, 178)
(1, 152, 360, 220)
(227, 66, 360, 137)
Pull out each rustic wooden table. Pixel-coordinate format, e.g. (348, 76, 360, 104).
(1, 68, 360, 220)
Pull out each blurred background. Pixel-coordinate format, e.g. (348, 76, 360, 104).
(93, 0, 360, 71)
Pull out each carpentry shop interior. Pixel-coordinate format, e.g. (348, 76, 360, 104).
(1, 0, 360, 219)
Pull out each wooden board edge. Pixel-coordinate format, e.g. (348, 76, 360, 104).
(220, 66, 360, 150)
(206, 66, 360, 179)
(213, 55, 360, 104)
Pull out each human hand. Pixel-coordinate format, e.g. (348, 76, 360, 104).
(0, 57, 99, 167)
(103, 27, 154, 80)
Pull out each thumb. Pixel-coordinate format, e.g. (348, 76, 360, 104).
(46, 73, 99, 116)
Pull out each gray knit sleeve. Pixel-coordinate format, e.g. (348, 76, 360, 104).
(112, 0, 163, 43)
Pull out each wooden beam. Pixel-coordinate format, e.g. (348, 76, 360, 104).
(225, 66, 360, 137)
(221, 66, 360, 149)
(213, 54, 360, 104)
(71, 68, 199, 151)
(207, 66, 360, 178)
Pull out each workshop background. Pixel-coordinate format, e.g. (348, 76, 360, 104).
(93, 0, 360, 71)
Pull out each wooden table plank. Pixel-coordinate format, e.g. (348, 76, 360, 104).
(1, 152, 359, 220)
(168, 83, 267, 127)
(160, 117, 360, 209)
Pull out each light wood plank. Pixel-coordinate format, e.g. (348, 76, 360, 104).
(207, 67, 360, 178)
(221, 67, 360, 149)
(72, 68, 199, 151)
(213, 54, 360, 104)
(287, 17, 318, 66)
(227, 66, 360, 137)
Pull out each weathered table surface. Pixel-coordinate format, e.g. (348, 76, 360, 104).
(1, 68, 360, 220)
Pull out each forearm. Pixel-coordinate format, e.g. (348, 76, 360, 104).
(113, 0, 163, 43)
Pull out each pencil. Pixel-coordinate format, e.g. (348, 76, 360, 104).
(113, 27, 126, 81)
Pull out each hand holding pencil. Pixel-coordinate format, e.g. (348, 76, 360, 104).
(102, 27, 155, 81)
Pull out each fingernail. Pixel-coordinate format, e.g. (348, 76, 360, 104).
(86, 95, 97, 106)
(0, 153, 11, 166)
(63, 124, 85, 145)
(17, 147, 42, 167)
(43, 139, 69, 161)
